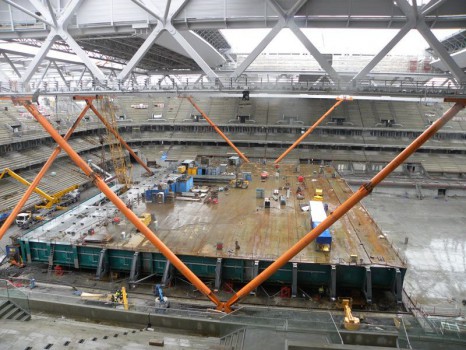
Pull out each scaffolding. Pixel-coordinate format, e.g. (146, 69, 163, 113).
(100, 97, 132, 189)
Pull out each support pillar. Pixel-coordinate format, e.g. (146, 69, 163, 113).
(24, 240, 32, 263)
(329, 265, 337, 301)
(291, 262, 298, 298)
(215, 258, 223, 292)
(162, 260, 174, 286)
(364, 266, 372, 304)
(129, 252, 140, 284)
(47, 243, 54, 266)
(251, 260, 259, 295)
(71, 245, 79, 269)
(393, 268, 403, 304)
(96, 248, 108, 280)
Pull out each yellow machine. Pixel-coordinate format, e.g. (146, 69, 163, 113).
(80, 287, 128, 310)
(229, 179, 249, 189)
(138, 213, 152, 227)
(0, 168, 78, 209)
(313, 188, 323, 201)
(338, 298, 360, 331)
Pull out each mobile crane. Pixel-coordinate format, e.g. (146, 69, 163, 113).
(0, 168, 79, 209)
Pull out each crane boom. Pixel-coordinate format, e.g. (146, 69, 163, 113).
(0, 168, 79, 209)
(0, 168, 54, 202)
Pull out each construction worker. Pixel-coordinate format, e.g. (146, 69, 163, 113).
(112, 289, 123, 303)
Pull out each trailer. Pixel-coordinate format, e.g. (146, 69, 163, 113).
(309, 200, 332, 252)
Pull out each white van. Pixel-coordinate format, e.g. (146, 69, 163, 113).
(16, 213, 31, 226)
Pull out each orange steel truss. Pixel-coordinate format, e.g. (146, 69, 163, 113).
(14, 97, 222, 307)
(186, 96, 250, 163)
(274, 96, 351, 164)
(0, 95, 151, 239)
(3, 95, 464, 313)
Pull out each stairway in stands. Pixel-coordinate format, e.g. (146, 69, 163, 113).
(0, 299, 31, 321)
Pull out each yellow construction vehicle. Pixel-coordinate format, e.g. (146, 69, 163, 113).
(0, 168, 79, 209)
(313, 188, 323, 201)
(338, 298, 360, 331)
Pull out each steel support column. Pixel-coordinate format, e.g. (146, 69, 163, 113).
(291, 262, 298, 298)
(187, 96, 249, 163)
(72, 245, 79, 269)
(17, 99, 221, 307)
(162, 260, 173, 286)
(330, 265, 337, 301)
(393, 268, 403, 304)
(0, 103, 90, 241)
(364, 266, 372, 304)
(129, 252, 140, 284)
(215, 258, 223, 292)
(275, 98, 348, 164)
(223, 100, 465, 312)
(96, 248, 108, 280)
(252, 260, 260, 295)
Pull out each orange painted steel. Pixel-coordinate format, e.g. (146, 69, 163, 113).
(223, 101, 465, 312)
(274, 97, 350, 164)
(18, 99, 221, 307)
(0, 104, 90, 241)
(187, 96, 250, 163)
(73, 96, 153, 176)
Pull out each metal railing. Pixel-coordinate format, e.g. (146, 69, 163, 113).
(1, 78, 465, 98)
(0, 278, 31, 315)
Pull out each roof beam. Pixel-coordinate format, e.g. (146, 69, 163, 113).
(20, 0, 105, 83)
(124, 0, 219, 80)
(417, 21, 466, 83)
(395, 0, 466, 83)
(52, 60, 68, 86)
(421, 0, 448, 16)
(2, 0, 53, 27)
(167, 23, 219, 79)
(117, 23, 164, 81)
(45, 0, 58, 27)
(230, 0, 302, 79)
(1, 52, 22, 78)
(350, 20, 414, 84)
(287, 20, 340, 82)
(21, 32, 57, 84)
(232, 0, 340, 81)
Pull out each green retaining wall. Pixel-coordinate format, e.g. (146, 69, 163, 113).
(19, 240, 405, 292)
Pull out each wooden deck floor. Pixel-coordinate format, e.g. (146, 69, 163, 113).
(99, 163, 405, 268)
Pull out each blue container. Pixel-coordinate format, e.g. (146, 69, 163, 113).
(177, 176, 194, 192)
(197, 168, 203, 175)
(243, 172, 252, 181)
(169, 183, 176, 192)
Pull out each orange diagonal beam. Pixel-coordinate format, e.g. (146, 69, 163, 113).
(222, 100, 465, 312)
(186, 96, 249, 163)
(274, 97, 351, 164)
(0, 103, 90, 241)
(18, 99, 221, 308)
(73, 96, 153, 175)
